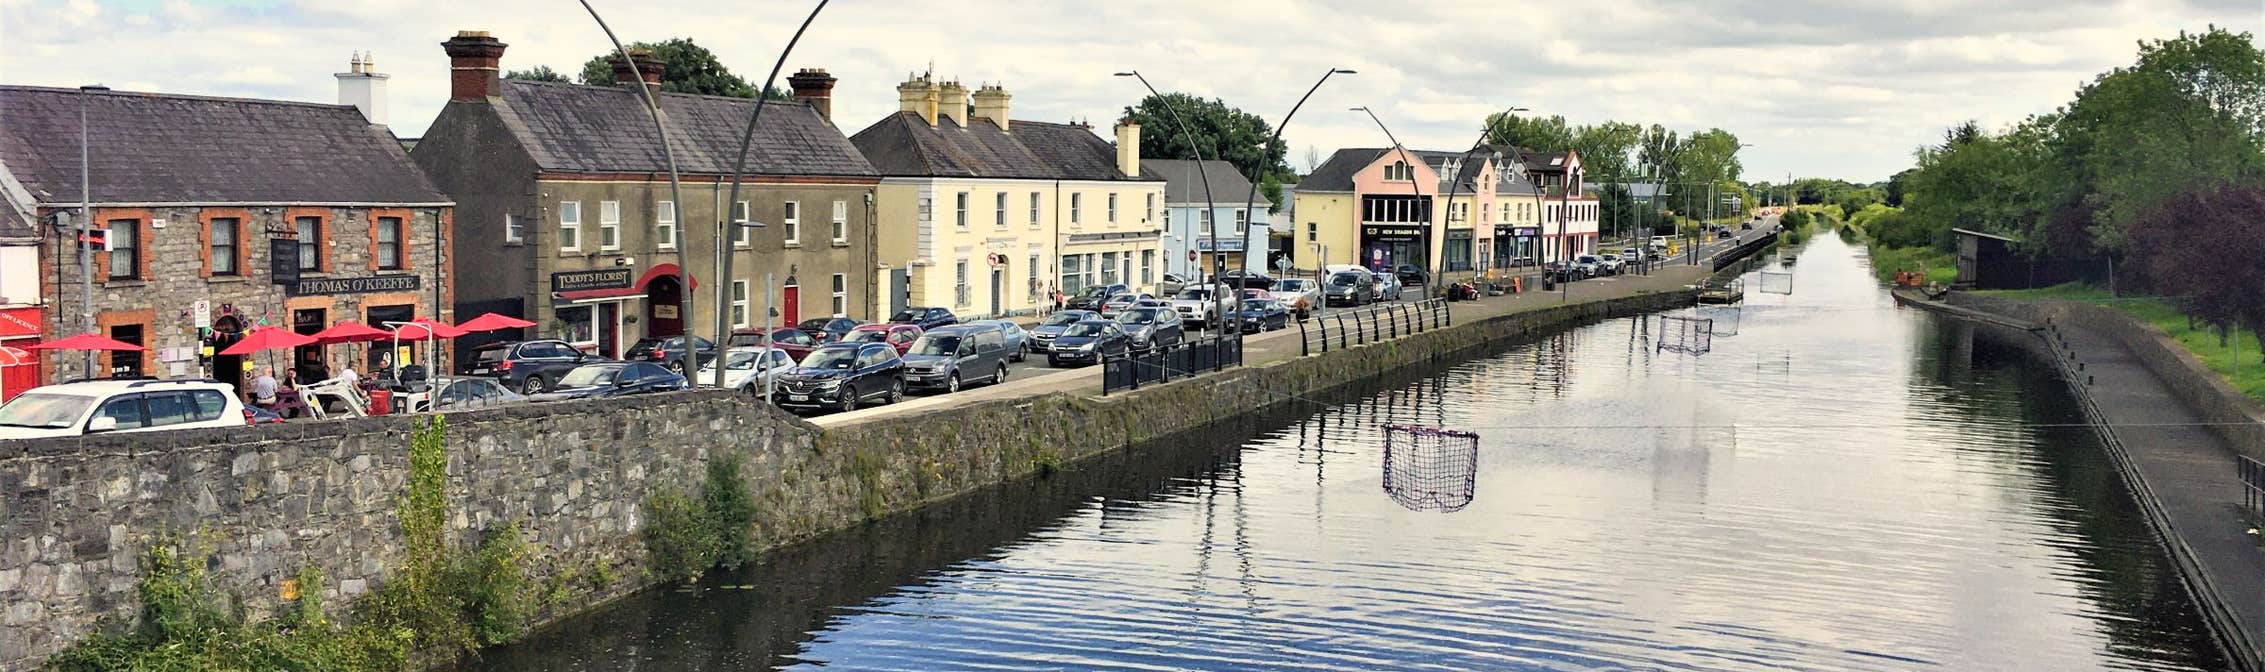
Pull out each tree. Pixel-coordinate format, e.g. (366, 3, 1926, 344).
(1569, 121, 1643, 182)
(1119, 93, 1291, 186)
(574, 38, 791, 101)
(2126, 183, 2265, 361)
(504, 65, 570, 83)
(1483, 113, 1574, 152)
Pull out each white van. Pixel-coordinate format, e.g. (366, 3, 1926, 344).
(0, 379, 249, 440)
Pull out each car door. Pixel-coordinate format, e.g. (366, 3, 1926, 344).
(89, 393, 150, 433)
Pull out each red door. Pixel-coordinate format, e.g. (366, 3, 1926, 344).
(782, 285, 801, 325)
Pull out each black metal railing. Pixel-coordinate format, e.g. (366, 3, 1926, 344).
(1296, 299, 1451, 356)
(2242, 456, 2265, 524)
(1101, 335, 1244, 395)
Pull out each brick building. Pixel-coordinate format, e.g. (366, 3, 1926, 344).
(0, 84, 452, 394)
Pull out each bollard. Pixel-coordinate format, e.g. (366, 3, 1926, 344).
(2088, 374, 2095, 386)
(2078, 361, 2086, 371)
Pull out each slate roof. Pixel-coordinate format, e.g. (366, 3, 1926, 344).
(1141, 159, 1270, 208)
(493, 80, 875, 177)
(0, 85, 447, 205)
(1298, 148, 1388, 192)
(848, 112, 1151, 182)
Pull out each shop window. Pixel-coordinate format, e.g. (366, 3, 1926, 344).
(108, 324, 144, 376)
(555, 305, 596, 345)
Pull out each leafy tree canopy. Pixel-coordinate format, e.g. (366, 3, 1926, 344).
(503, 65, 569, 83)
(1120, 93, 1293, 188)
(572, 38, 791, 101)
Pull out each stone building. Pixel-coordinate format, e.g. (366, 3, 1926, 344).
(0, 82, 452, 394)
(412, 31, 880, 363)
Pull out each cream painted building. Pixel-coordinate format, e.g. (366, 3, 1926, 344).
(852, 76, 1163, 318)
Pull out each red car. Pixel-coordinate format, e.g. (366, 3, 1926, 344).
(729, 327, 825, 360)
(844, 323, 923, 355)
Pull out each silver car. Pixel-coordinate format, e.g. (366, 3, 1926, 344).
(425, 376, 528, 412)
(696, 347, 799, 396)
(1373, 273, 1404, 301)
(1270, 278, 1321, 318)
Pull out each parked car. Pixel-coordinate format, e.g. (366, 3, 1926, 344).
(424, 377, 527, 413)
(1324, 270, 1377, 306)
(1099, 292, 1154, 319)
(1740, 222, 1754, 231)
(0, 379, 248, 439)
(528, 362, 688, 403)
(697, 347, 799, 396)
(1115, 306, 1186, 352)
(1156, 273, 1192, 296)
(901, 324, 1013, 393)
(889, 306, 959, 330)
(846, 323, 925, 355)
(1169, 286, 1232, 328)
(1544, 261, 1581, 283)
(624, 335, 717, 374)
(775, 343, 905, 413)
(1065, 283, 1130, 311)
(797, 317, 863, 343)
(1621, 247, 1644, 265)
(1046, 320, 1133, 367)
(728, 326, 824, 360)
(966, 320, 1032, 362)
(1216, 271, 1276, 290)
(1271, 278, 1321, 318)
(1374, 273, 1405, 301)
(1573, 255, 1603, 278)
(1237, 299, 1293, 333)
(1394, 264, 1430, 287)
(244, 405, 287, 425)
(1598, 254, 1626, 275)
(464, 339, 609, 394)
(1029, 310, 1097, 353)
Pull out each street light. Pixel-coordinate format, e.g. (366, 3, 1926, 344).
(77, 84, 108, 378)
(714, 0, 832, 389)
(1114, 71, 1216, 288)
(1231, 68, 1352, 337)
(575, 0, 694, 380)
(1347, 106, 1423, 295)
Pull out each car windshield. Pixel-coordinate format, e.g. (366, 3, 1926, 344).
(559, 366, 618, 388)
(1119, 309, 1162, 324)
(1245, 301, 1278, 312)
(1040, 312, 1085, 327)
(1577, 255, 1599, 264)
(1279, 280, 1310, 291)
(1175, 289, 1212, 300)
(798, 319, 833, 332)
(908, 335, 962, 356)
(729, 332, 769, 347)
(723, 350, 772, 370)
(0, 392, 94, 428)
(847, 330, 888, 343)
(889, 310, 919, 322)
(1602, 254, 1620, 261)
(1329, 273, 1362, 286)
(1075, 286, 1113, 298)
(801, 348, 859, 370)
(1065, 322, 1111, 337)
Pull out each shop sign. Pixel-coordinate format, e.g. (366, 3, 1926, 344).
(1195, 238, 1247, 252)
(1513, 226, 1541, 237)
(270, 239, 300, 286)
(552, 268, 634, 294)
(0, 307, 40, 339)
(1361, 225, 1424, 242)
(287, 274, 420, 296)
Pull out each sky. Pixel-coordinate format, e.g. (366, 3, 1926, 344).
(1, 0, 2256, 184)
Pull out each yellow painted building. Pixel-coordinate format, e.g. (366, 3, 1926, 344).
(853, 76, 1163, 318)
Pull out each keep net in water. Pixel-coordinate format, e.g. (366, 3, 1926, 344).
(1381, 424, 1480, 513)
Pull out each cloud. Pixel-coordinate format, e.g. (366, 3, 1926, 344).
(1, 0, 2255, 182)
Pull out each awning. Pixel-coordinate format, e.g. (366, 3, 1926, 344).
(556, 292, 648, 306)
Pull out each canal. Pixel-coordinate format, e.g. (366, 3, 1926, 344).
(474, 233, 2225, 671)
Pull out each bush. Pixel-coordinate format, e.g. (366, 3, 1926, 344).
(702, 455, 759, 571)
(464, 524, 533, 646)
(643, 488, 714, 584)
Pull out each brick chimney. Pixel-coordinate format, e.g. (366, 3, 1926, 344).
(972, 83, 1009, 131)
(441, 31, 507, 102)
(788, 68, 837, 122)
(609, 49, 665, 98)
(897, 75, 937, 126)
(336, 51, 390, 126)
(1114, 119, 1141, 178)
(937, 80, 969, 128)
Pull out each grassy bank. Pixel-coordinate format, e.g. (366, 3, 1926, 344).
(1823, 203, 1959, 285)
(1977, 283, 2265, 405)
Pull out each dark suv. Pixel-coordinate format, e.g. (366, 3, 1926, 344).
(1065, 283, 1130, 311)
(774, 343, 905, 413)
(889, 306, 960, 330)
(464, 339, 607, 394)
(624, 335, 717, 374)
(1115, 306, 1184, 352)
(901, 324, 1012, 394)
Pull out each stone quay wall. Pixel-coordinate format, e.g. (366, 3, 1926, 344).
(1, 285, 1697, 671)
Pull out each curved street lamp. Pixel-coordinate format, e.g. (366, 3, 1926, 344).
(712, 0, 832, 390)
(1233, 68, 1354, 331)
(1114, 71, 1217, 286)
(575, 0, 694, 378)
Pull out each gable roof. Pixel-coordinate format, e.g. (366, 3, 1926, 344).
(493, 80, 875, 177)
(1299, 148, 1389, 192)
(0, 85, 447, 205)
(848, 112, 1151, 182)
(1140, 159, 1271, 208)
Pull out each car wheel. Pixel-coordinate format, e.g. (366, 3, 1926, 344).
(995, 363, 1008, 384)
(1047, 356, 1061, 368)
(666, 361, 685, 375)
(945, 372, 961, 393)
(1014, 343, 1028, 362)
(887, 380, 905, 404)
(841, 386, 860, 413)
(521, 376, 547, 394)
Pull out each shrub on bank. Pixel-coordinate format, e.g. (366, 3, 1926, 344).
(643, 453, 760, 584)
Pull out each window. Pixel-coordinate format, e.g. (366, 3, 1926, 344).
(208, 217, 239, 276)
(783, 201, 801, 245)
(557, 202, 581, 252)
(657, 200, 677, 250)
(1235, 209, 1248, 235)
(376, 216, 405, 269)
(1070, 193, 1082, 224)
(732, 201, 751, 247)
(1061, 254, 1083, 293)
(107, 219, 139, 279)
(598, 201, 620, 250)
(1200, 209, 1213, 233)
(1029, 253, 1042, 299)
(994, 192, 1008, 229)
(919, 197, 933, 223)
(1029, 192, 1041, 228)
(294, 216, 322, 271)
(955, 192, 970, 230)
(832, 200, 848, 243)
(504, 214, 524, 244)
(955, 260, 971, 307)
(831, 273, 847, 315)
(1385, 160, 1413, 181)
(1308, 223, 1317, 242)
(1145, 193, 1156, 223)
(1141, 249, 1154, 285)
(1101, 251, 1119, 285)
(1107, 193, 1118, 225)
(730, 280, 750, 328)
(94, 394, 149, 430)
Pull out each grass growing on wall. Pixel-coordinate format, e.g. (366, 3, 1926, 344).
(1977, 283, 2265, 405)
(642, 452, 761, 584)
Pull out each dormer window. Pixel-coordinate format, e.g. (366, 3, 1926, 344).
(1384, 160, 1414, 181)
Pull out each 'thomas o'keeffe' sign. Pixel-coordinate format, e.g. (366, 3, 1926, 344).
(286, 274, 421, 296)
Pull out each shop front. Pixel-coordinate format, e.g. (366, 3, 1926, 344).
(1494, 225, 1540, 268)
(0, 306, 42, 401)
(551, 267, 641, 359)
(1359, 223, 1425, 275)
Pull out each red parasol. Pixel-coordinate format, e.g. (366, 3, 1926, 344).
(389, 317, 467, 342)
(455, 312, 536, 333)
(311, 321, 390, 345)
(219, 326, 317, 356)
(27, 333, 144, 352)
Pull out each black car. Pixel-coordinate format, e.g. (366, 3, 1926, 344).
(527, 362, 687, 402)
(624, 335, 717, 374)
(797, 317, 862, 342)
(1047, 320, 1133, 367)
(774, 343, 905, 413)
(1215, 271, 1276, 291)
(1237, 299, 1292, 333)
(1114, 306, 1184, 352)
(1065, 283, 1130, 311)
(463, 339, 608, 395)
(1028, 310, 1097, 353)
(889, 306, 959, 331)
(900, 325, 1012, 393)
(1324, 270, 1377, 306)
(1544, 261, 1582, 283)
(1394, 264, 1430, 287)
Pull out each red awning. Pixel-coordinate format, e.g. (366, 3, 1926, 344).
(638, 264, 697, 292)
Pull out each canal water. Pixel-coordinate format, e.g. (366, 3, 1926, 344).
(475, 233, 2224, 671)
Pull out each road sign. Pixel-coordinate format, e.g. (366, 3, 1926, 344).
(192, 300, 212, 329)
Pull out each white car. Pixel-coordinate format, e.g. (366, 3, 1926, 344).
(0, 379, 250, 440)
(1168, 286, 1232, 328)
(696, 347, 799, 396)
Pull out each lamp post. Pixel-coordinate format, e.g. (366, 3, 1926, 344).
(714, 0, 832, 389)
(78, 84, 107, 378)
(1228, 68, 1352, 336)
(1350, 104, 1430, 296)
(1432, 107, 1526, 294)
(575, 0, 693, 380)
(1115, 71, 1216, 296)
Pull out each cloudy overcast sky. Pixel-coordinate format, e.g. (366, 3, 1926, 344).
(2, 0, 2255, 183)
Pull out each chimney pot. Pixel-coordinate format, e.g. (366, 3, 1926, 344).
(338, 50, 391, 126)
(440, 31, 508, 102)
(788, 67, 838, 123)
(937, 80, 969, 128)
(971, 83, 1010, 132)
(1115, 120, 1141, 178)
(897, 76, 938, 126)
